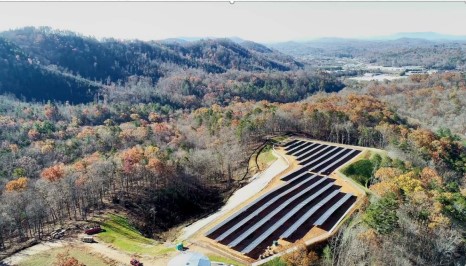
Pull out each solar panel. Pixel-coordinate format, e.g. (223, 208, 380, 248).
(300, 146, 339, 167)
(286, 172, 314, 186)
(293, 143, 318, 157)
(286, 141, 309, 154)
(208, 172, 329, 236)
(296, 143, 326, 161)
(228, 181, 333, 248)
(284, 170, 312, 183)
(288, 142, 313, 156)
(296, 144, 327, 162)
(283, 139, 299, 148)
(205, 180, 291, 236)
(322, 199, 357, 232)
(240, 188, 341, 254)
(314, 194, 353, 226)
(317, 149, 358, 175)
(281, 190, 343, 239)
(285, 140, 304, 150)
(320, 150, 361, 175)
(304, 147, 345, 167)
(307, 148, 348, 173)
(215, 175, 318, 241)
(281, 166, 308, 181)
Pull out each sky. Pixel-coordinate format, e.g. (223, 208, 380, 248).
(0, 2, 465, 43)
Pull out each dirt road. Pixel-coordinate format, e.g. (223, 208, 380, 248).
(1, 240, 67, 265)
(1, 240, 170, 266)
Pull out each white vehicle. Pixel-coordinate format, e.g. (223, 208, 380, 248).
(81, 236, 94, 243)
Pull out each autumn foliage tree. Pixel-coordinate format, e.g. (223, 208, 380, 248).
(120, 146, 144, 174)
(374, 167, 402, 182)
(5, 177, 28, 192)
(282, 242, 319, 266)
(40, 163, 65, 182)
(54, 250, 85, 266)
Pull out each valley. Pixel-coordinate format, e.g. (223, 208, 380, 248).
(0, 5, 465, 265)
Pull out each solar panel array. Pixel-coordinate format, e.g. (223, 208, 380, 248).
(205, 140, 360, 259)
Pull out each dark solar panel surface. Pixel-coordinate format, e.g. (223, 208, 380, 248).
(205, 140, 361, 259)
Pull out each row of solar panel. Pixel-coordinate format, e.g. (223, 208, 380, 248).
(205, 139, 360, 259)
(282, 140, 361, 179)
(206, 174, 356, 258)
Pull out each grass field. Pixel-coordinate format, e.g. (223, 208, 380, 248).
(18, 247, 112, 266)
(272, 136, 288, 142)
(257, 145, 277, 170)
(96, 214, 174, 256)
(261, 257, 287, 266)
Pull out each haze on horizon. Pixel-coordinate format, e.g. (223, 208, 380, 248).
(0, 2, 465, 43)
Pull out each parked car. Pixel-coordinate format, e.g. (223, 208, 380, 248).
(84, 225, 102, 235)
(51, 228, 66, 239)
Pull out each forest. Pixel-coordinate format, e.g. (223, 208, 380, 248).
(0, 27, 465, 265)
(0, 27, 307, 103)
(271, 38, 466, 70)
(345, 72, 466, 137)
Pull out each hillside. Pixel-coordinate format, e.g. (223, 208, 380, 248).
(0, 27, 304, 103)
(270, 38, 466, 70)
(345, 72, 466, 137)
(1, 91, 465, 265)
(0, 37, 100, 102)
(0, 27, 465, 266)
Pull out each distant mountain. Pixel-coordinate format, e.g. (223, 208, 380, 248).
(240, 41, 273, 53)
(158, 38, 190, 44)
(373, 32, 466, 41)
(269, 35, 466, 70)
(0, 27, 302, 103)
(160, 36, 245, 43)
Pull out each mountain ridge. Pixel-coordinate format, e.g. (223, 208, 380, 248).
(0, 27, 303, 103)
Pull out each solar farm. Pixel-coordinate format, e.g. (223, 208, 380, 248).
(198, 138, 366, 264)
